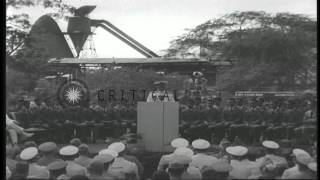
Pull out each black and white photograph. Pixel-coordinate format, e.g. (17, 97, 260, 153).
(6, 0, 317, 179)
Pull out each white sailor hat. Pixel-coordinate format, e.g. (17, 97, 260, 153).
(20, 147, 38, 160)
(262, 140, 279, 149)
(108, 142, 126, 153)
(171, 138, 189, 148)
(93, 154, 114, 164)
(296, 153, 312, 165)
(226, 146, 248, 156)
(191, 139, 210, 149)
(308, 162, 317, 172)
(98, 149, 118, 158)
(292, 148, 311, 157)
(59, 145, 79, 156)
(174, 147, 194, 157)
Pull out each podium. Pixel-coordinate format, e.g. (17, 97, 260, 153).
(137, 102, 179, 152)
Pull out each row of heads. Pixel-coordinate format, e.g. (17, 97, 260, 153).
(18, 141, 129, 172)
(168, 138, 316, 171)
(156, 71, 204, 77)
(170, 138, 281, 151)
(153, 71, 204, 86)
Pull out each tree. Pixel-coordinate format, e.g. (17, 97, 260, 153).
(6, 0, 76, 104)
(165, 11, 317, 91)
(6, 0, 75, 57)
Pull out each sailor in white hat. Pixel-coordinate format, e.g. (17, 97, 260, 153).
(59, 145, 86, 177)
(98, 149, 119, 158)
(281, 153, 314, 179)
(157, 138, 189, 171)
(226, 146, 256, 179)
(256, 140, 288, 169)
(114, 144, 145, 178)
(190, 139, 219, 171)
(20, 147, 50, 179)
(107, 142, 139, 180)
(167, 155, 201, 180)
(173, 147, 202, 179)
(174, 147, 194, 158)
(92, 154, 116, 179)
(281, 148, 311, 179)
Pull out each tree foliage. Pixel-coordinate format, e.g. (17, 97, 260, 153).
(165, 11, 317, 91)
(84, 67, 188, 93)
(6, 0, 76, 102)
(6, 0, 75, 57)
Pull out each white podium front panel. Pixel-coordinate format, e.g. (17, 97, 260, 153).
(163, 102, 179, 147)
(137, 102, 179, 152)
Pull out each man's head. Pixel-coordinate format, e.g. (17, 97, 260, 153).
(78, 144, 90, 156)
(70, 138, 82, 147)
(202, 161, 233, 180)
(154, 81, 168, 91)
(192, 71, 203, 78)
(38, 142, 58, 156)
(92, 154, 114, 171)
(23, 141, 37, 149)
(87, 159, 104, 175)
(47, 160, 67, 178)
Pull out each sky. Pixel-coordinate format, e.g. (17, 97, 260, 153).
(7, 0, 317, 58)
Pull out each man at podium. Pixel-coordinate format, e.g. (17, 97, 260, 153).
(146, 81, 175, 102)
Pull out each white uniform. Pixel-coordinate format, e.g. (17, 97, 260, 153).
(281, 168, 314, 179)
(157, 153, 175, 171)
(190, 153, 219, 170)
(281, 165, 299, 179)
(256, 154, 288, 168)
(183, 166, 202, 180)
(108, 157, 139, 180)
(65, 161, 86, 177)
(229, 159, 256, 179)
(27, 163, 50, 179)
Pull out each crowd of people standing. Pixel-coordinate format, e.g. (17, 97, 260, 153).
(6, 136, 317, 179)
